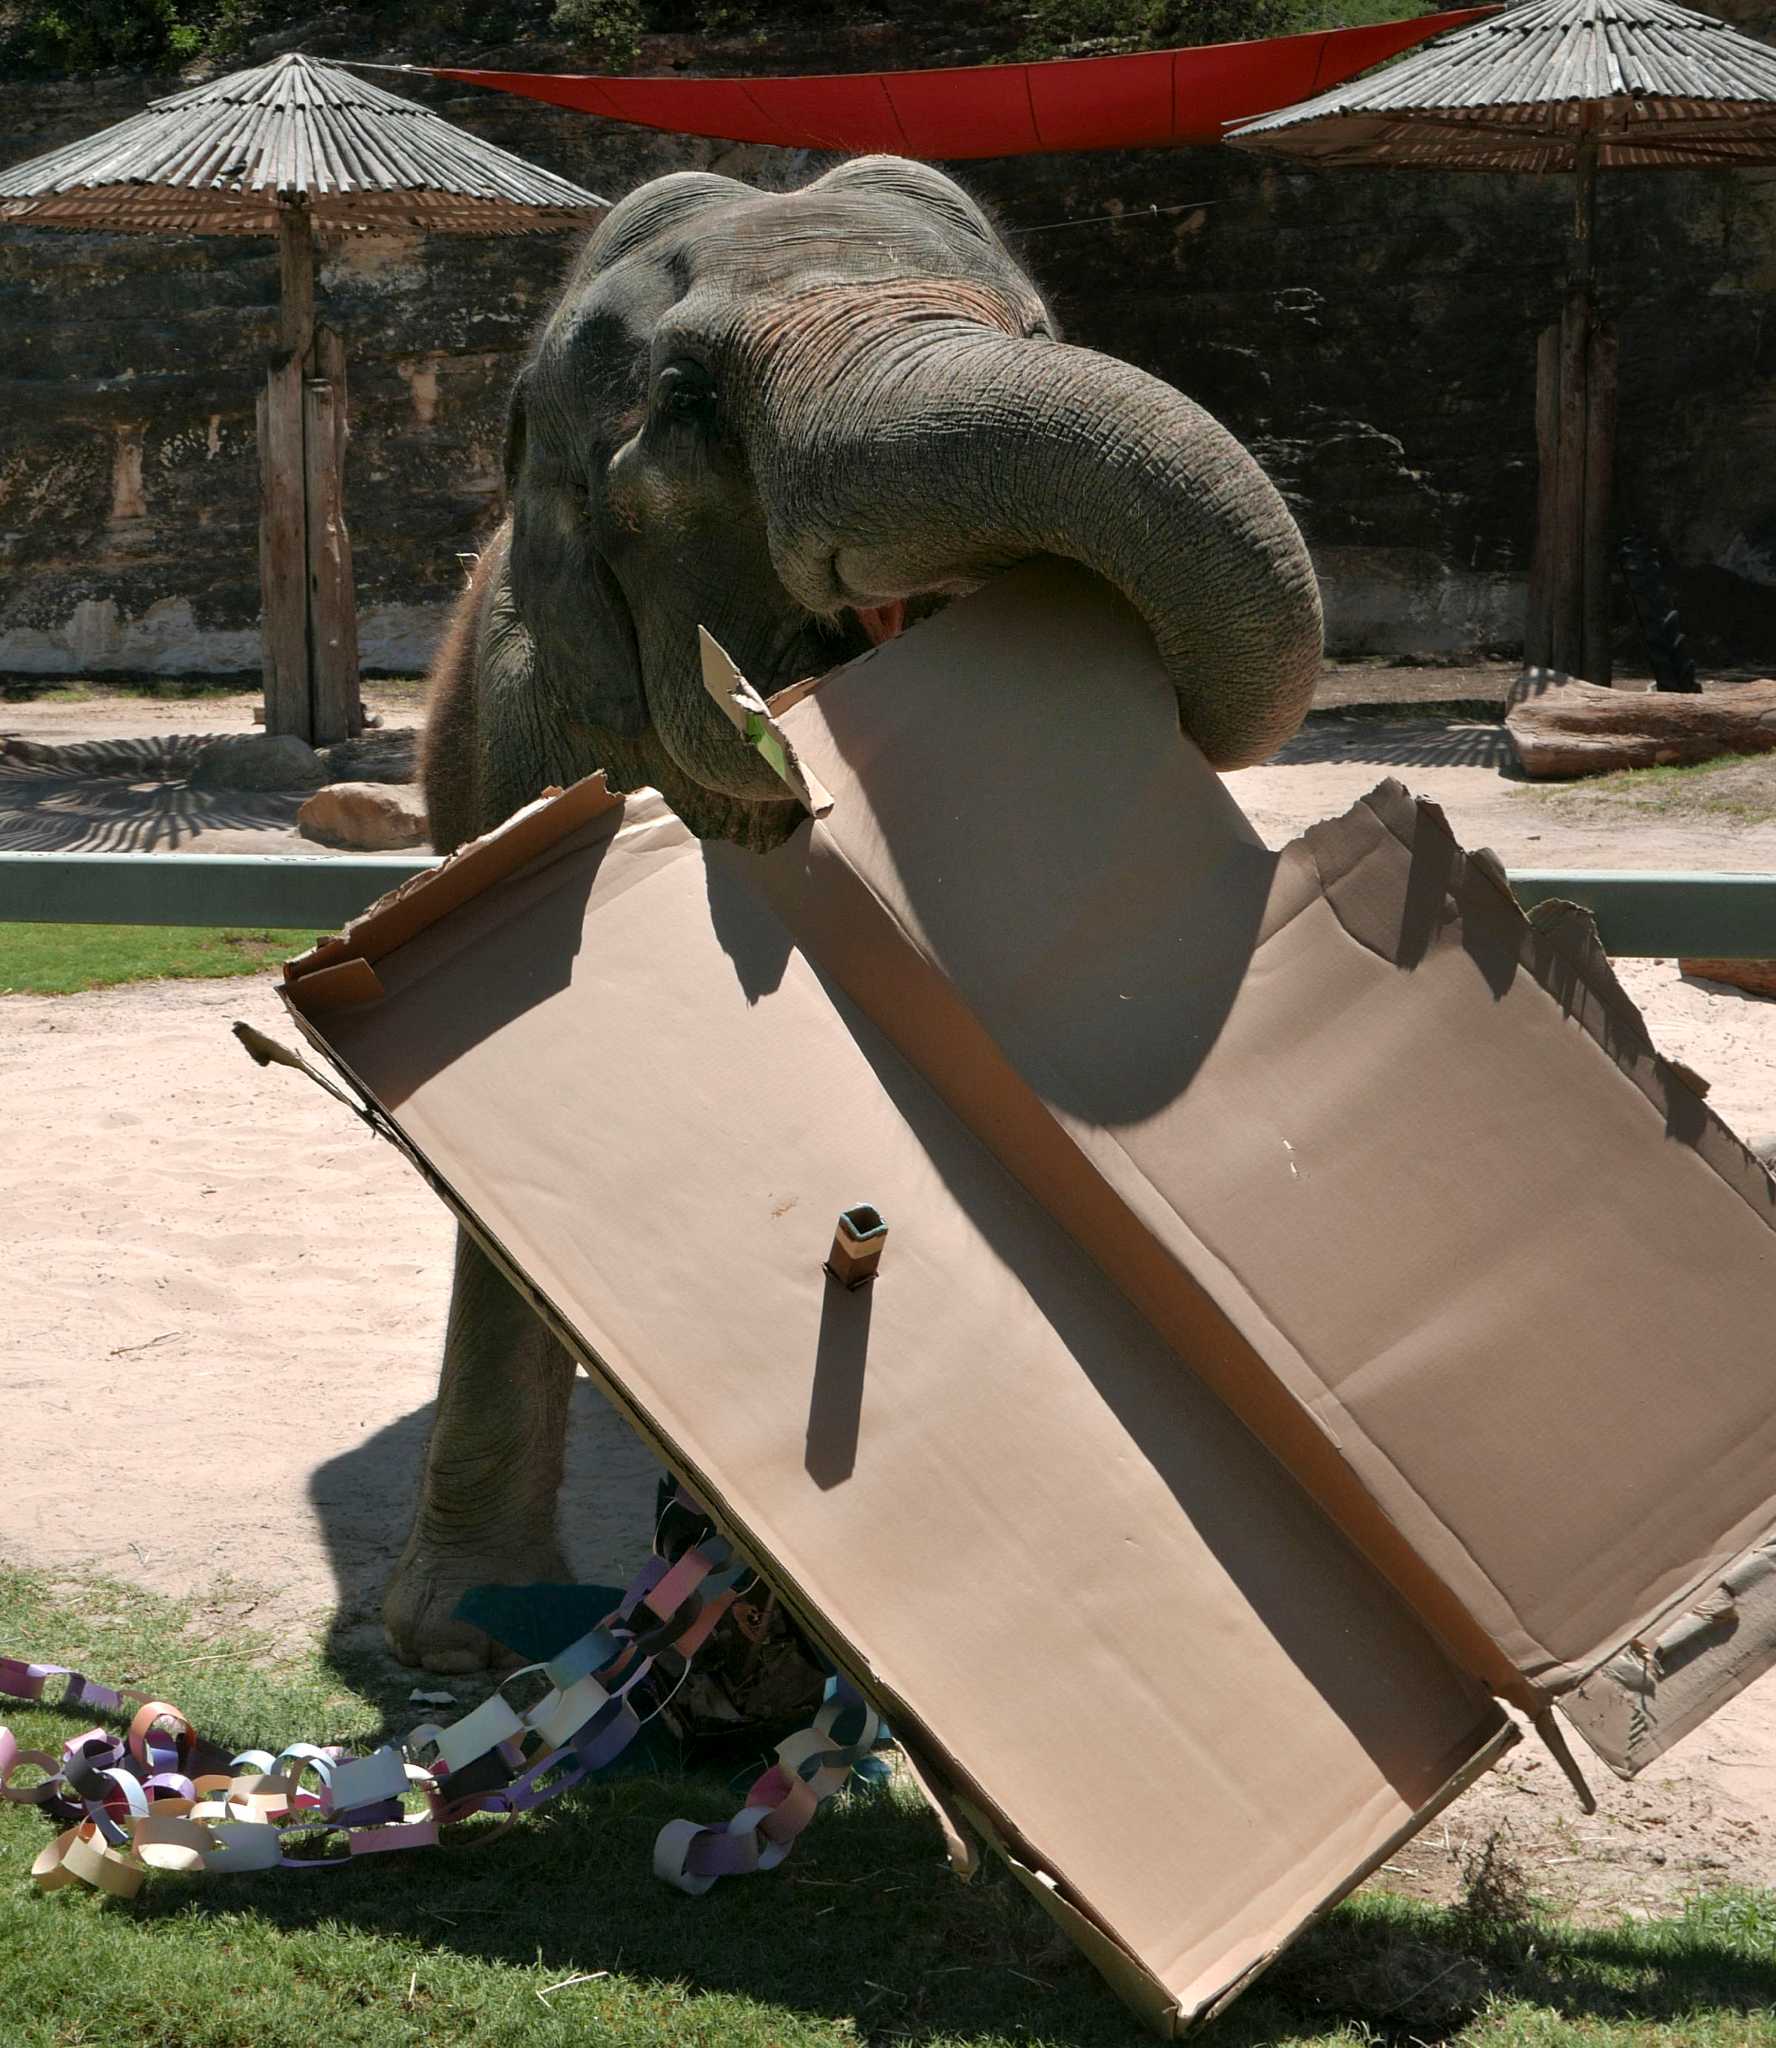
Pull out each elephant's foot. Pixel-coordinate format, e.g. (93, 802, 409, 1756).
(382, 1529, 572, 1674)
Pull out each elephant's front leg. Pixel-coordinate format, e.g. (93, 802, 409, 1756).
(384, 1227, 576, 1671)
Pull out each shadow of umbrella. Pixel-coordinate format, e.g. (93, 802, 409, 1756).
(1268, 716, 1520, 775)
(0, 757, 310, 854)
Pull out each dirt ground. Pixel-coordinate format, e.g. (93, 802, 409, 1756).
(2, 674, 1773, 1924)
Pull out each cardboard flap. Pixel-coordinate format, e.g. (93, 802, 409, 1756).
(285, 773, 624, 991)
(776, 564, 1776, 1714)
(1561, 1535, 1776, 1778)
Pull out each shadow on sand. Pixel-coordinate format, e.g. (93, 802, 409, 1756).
(1274, 714, 1519, 777)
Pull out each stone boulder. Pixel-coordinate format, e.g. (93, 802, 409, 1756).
(297, 780, 429, 850)
(190, 733, 327, 791)
(1507, 673, 1776, 779)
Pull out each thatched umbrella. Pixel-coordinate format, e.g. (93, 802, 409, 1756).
(0, 53, 605, 743)
(1229, 0, 1776, 685)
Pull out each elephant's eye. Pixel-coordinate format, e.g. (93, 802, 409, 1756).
(656, 360, 716, 423)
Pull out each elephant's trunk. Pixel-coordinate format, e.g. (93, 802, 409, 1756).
(741, 285, 1323, 773)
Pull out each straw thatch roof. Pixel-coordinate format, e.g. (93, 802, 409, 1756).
(0, 50, 607, 235)
(1228, 0, 1776, 171)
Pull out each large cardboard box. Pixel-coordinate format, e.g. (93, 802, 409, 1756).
(282, 566, 1776, 2028)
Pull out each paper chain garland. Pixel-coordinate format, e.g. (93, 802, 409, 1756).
(1, 1494, 889, 1901)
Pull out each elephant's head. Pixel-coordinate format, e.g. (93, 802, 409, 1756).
(501, 156, 1321, 849)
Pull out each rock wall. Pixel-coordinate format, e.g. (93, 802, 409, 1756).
(2, 7, 1773, 677)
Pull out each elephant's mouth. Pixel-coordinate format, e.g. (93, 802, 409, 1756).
(840, 588, 953, 655)
(852, 599, 907, 646)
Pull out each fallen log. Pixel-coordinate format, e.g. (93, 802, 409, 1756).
(1507, 672, 1776, 779)
(1680, 958, 1776, 1001)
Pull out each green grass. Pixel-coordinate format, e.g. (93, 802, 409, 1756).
(5, 1568, 1776, 2047)
(0, 926, 315, 997)
(3, 681, 99, 704)
(1529, 753, 1776, 827)
(0, 678, 251, 701)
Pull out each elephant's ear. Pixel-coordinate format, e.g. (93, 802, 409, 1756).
(503, 371, 647, 740)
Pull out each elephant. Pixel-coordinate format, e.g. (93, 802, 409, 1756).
(387, 153, 1323, 1670)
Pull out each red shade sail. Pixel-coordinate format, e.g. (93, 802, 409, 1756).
(412, 13, 1496, 159)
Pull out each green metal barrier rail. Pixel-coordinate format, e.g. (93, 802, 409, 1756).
(1506, 873, 1775, 959)
(0, 853, 435, 934)
(0, 853, 1772, 957)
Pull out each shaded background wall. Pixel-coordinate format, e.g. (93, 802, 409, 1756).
(1, 2, 1772, 676)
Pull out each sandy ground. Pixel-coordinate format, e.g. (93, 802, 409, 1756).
(1, 682, 1773, 1921)
(0, 972, 665, 1685)
(1228, 716, 1776, 879)
(0, 679, 426, 745)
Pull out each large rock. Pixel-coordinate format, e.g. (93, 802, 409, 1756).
(297, 780, 428, 850)
(189, 733, 327, 791)
(1507, 673, 1776, 779)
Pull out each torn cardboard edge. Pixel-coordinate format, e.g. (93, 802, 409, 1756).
(1374, 794, 1776, 1243)
(1262, 782, 1776, 1692)
(284, 774, 626, 990)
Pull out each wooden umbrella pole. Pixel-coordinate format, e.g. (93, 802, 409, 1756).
(1549, 282, 1590, 677)
(1570, 133, 1599, 294)
(1549, 133, 1607, 680)
(1581, 319, 1618, 686)
(277, 201, 316, 364)
(262, 200, 361, 743)
(1568, 132, 1620, 683)
(1525, 321, 1560, 669)
(305, 324, 362, 744)
(260, 201, 314, 741)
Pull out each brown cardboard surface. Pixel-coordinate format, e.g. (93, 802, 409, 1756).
(286, 785, 1508, 2023)
(772, 566, 1776, 1726)
(283, 562, 1776, 2016)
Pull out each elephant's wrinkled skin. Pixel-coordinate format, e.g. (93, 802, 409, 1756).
(390, 156, 1322, 1669)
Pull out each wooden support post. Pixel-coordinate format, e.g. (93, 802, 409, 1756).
(277, 204, 316, 360)
(1581, 320, 1618, 688)
(1529, 139, 1613, 685)
(304, 324, 361, 744)
(258, 350, 311, 743)
(1524, 321, 1561, 670)
(259, 204, 360, 744)
(1550, 288, 1591, 679)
